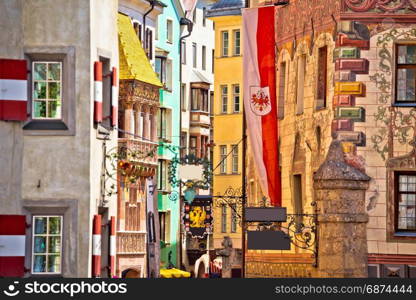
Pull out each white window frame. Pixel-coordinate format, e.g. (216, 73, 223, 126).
(233, 84, 240, 113)
(232, 144, 238, 173)
(31, 215, 63, 275)
(166, 19, 173, 44)
(233, 30, 240, 56)
(221, 85, 228, 114)
(221, 31, 229, 57)
(32, 61, 63, 120)
(220, 145, 227, 174)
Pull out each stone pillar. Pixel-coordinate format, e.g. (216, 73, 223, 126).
(142, 106, 149, 141)
(150, 107, 158, 143)
(124, 104, 133, 137)
(313, 140, 370, 278)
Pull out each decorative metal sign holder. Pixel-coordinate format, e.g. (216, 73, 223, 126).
(213, 187, 319, 267)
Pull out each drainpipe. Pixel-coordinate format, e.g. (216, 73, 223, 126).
(178, 16, 193, 271)
(143, 0, 156, 52)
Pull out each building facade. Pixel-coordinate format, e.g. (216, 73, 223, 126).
(245, 0, 416, 278)
(207, 0, 245, 277)
(179, 0, 216, 274)
(0, 0, 119, 277)
(155, 0, 184, 269)
(116, 7, 163, 278)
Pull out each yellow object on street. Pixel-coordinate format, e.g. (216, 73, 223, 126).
(160, 268, 191, 278)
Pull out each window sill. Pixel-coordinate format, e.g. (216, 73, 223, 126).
(23, 119, 73, 136)
(392, 102, 416, 107)
(216, 173, 241, 176)
(393, 232, 416, 237)
(158, 190, 172, 195)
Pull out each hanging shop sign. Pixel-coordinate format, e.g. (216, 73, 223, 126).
(247, 230, 291, 250)
(183, 196, 213, 238)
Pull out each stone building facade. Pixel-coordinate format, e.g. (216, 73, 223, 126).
(245, 0, 416, 278)
(0, 0, 119, 277)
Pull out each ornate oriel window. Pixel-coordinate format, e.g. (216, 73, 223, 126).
(395, 172, 416, 231)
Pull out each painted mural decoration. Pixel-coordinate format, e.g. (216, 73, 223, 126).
(183, 197, 213, 238)
(369, 28, 416, 162)
(342, 0, 416, 13)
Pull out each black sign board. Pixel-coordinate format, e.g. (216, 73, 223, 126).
(245, 207, 287, 222)
(247, 230, 291, 250)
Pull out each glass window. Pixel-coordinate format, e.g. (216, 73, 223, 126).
(190, 136, 197, 156)
(233, 30, 240, 56)
(158, 160, 168, 191)
(202, 45, 206, 71)
(192, 43, 197, 68)
(233, 84, 240, 113)
(221, 31, 229, 57)
(231, 204, 237, 233)
(158, 108, 167, 139)
(232, 144, 238, 173)
(32, 62, 62, 119)
(278, 62, 286, 119)
(221, 85, 228, 114)
(181, 83, 186, 111)
(166, 19, 173, 43)
(32, 216, 62, 274)
(396, 45, 416, 103)
(396, 173, 416, 231)
(296, 55, 306, 114)
(220, 145, 227, 174)
(181, 41, 186, 64)
(155, 57, 166, 86)
(221, 204, 227, 233)
(316, 46, 328, 109)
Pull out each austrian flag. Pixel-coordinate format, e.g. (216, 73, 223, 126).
(243, 7, 281, 206)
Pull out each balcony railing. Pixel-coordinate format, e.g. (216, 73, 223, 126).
(116, 231, 146, 255)
(118, 138, 158, 165)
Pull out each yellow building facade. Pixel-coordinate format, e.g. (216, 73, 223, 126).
(208, 13, 243, 250)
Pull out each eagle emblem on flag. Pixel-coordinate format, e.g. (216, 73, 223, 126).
(250, 86, 271, 116)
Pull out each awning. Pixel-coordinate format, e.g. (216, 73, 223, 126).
(118, 13, 162, 87)
(160, 268, 191, 278)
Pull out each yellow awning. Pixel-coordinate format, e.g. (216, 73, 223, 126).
(160, 268, 191, 278)
(118, 13, 163, 87)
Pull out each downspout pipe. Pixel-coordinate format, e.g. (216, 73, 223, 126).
(178, 16, 193, 270)
(143, 0, 156, 51)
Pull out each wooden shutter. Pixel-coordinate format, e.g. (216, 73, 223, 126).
(0, 215, 26, 277)
(111, 67, 118, 127)
(94, 61, 103, 123)
(0, 59, 28, 121)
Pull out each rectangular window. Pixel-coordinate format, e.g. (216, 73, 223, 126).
(155, 57, 166, 86)
(159, 211, 171, 243)
(233, 30, 240, 56)
(192, 43, 197, 68)
(396, 45, 416, 103)
(166, 59, 172, 91)
(180, 132, 187, 157)
(221, 31, 229, 57)
(191, 88, 199, 111)
(231, 204, 237, 233)
(278, 62, 286, 119)
(293, 174, 304, 232)
(202, 45, 206, 71)
(220, 145, 227, 174)
(166, 19, 173, 43)
(181, 40, 186, 64)
(157, 160, 168, 191)
(232, 144, 238, 174)
(32, 62, 62, 119)
(396, 172, 416, 231)
(316, 46, 328, 109)
(181, 83, 186, 111)
(32, 216, 62, 274)
(133, 21, 142, 42)
(233, 84, 240, 112)
(221, 85, 228, 113)
(158, 108, 171, 140)
(203, 7, 206, 27)
(221, 204, 227, 233)
(296, 55, 306, 114)
(190, 136, 197, 156)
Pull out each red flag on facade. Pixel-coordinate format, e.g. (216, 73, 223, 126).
(243, 6, 281, 206)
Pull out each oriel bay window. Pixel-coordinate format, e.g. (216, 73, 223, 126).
(32, 62, 62, 119)
(32, 216, 62, 274)
(191, 87, 209, 112)
(396, 45, 416, 104)
(396, 172, 416, 231)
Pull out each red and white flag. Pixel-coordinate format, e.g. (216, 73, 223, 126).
(243, 7, 281, 206)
